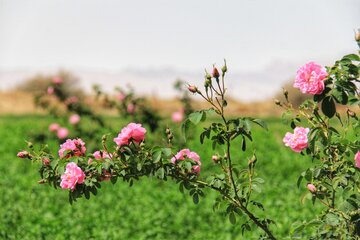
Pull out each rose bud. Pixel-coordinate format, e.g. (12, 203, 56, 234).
(307, 183, 317, 193)
(17, 151, 30, 159)
(188, 85, 198, 93)
(212, 155, 219, 163)
(212, 67, 220, 78)
(42, 158, 51, 166)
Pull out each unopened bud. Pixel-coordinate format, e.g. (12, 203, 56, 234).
(188, 85, 198, 93)
(212, 155, 219, 163)
(17, 151, 31, 159)
(355, 29, 360, 41)
(212, 67, 220, 78)
(204, 79, 211, 88)
(221, 62, 227, 75)
(165, 128, 171, 134)
(274, 99, 281, 106)
(205, 72, 212, 80)
(307, 183, 317, 193)
(42, 158, 51, 166)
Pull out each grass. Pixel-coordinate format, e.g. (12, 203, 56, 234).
(0, 115, 323, 239)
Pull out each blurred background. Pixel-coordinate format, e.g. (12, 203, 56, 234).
(1, 0, 359, 115)
(0, 1, 360, 239)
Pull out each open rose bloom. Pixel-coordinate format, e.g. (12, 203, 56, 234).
(283, 127, 310, 153)
(60, 162, 85, 191)
(93, 150, 112, 160)
(114, 123, 146, 146)
(171, 149, 201, 174)
(355, 151, 360, 169)
(58, 138, 86, 158)
(294, 62, 328, 95)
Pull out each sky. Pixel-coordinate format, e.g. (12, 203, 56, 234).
(0, 0, 359, 100)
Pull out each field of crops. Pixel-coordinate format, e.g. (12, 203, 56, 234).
(0, 115, 324, 239)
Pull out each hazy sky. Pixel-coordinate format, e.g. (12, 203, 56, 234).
(1, 0, 359, 72)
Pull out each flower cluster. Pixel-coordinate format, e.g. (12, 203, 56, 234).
(58, 138, 86, 158)
(171, 149, 201, 174)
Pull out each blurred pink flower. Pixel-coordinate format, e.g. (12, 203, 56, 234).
(88, 158, 93, 165)
(114, 123, 146, 146)
(355, 151, 360, 169)
(171, 110, 184, 123)
(294, 62, 328, 95)
(53, 76, 62, 85)
(47, 86, 54, 95)
(127, 103, 135, 114)
(212, 155, 218, 162)
(58, 138, 86, 158)
(171, 148, 201, 174)
(65, 96, 79, 105)
(283, 127, 310, 153)
(57, 127, 69, 139)
(93, 150, 112, 160)
(49, 123, 60, 132)
(117, 92, 125, 101)
(307, 183, 316, 193)
(69, 114, 80, 125)
(60, 162, 85, 191)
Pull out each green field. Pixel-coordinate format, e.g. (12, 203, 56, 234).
(0, 115, 323, 239)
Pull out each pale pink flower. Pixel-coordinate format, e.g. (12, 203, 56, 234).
(60, 162, 85, 191)
(47, 86, 54, 95)
(88, 158, 93, 165)
(49, 123, 60, 132)
(93, 151, 112, 160)
(355, 151, 360, 169)
(171, 110, 184, 123)
(171, 149, 201, 174)
(127, 103, 135, 114)
(294, 62, 328, 95)
(117, 92, 125, 101)
(283, 127, 310, 153)
(212, 155, 218, 162)
(69, 114, 80, 125)
(53, 76, 62, 85)
(58, 138, 86, 158)
(57, 127, 69, 139)
(114, 123, 146, 146)
(307, 183, 316, 193)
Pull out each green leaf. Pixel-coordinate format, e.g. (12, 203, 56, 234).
(321, 96, 336, 118)
(193, 193, 199, 204)
(251, 119, 268, 130)
(343, 53, 360, 61)
(188, 111, 204, 125)
(152, 150, 162, 163)
(229, 212, 236, 225)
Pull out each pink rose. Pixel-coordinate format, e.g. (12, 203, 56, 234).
(93, 150, 112, 160)
(283, 127, 310, 153)
(58, 138, 86, 158)
(114, 123, 146, 146)
(47, 86, 54, 95)
(188, 85, 198, 93)
(127, 103, 135, 114)
(307, 183, 316, 193)
(57, 127, 69, 139)
(355, 151, 360, 169)
(171, 149, 201, 174)
(53, 76, 62, 85)
(60, 162, 85, 191)
(171, 110, 184, 123)
(49, 123, 60, 132)
(69, 114, 80, 125)
(294, 62, 328, 95)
